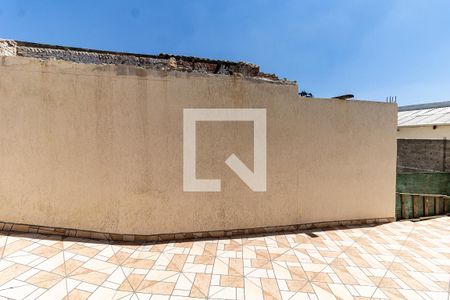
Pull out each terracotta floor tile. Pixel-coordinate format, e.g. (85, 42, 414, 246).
(255, 249, 270, 260)
(0, 263, 30, 285)
(62, 259, 84, 275)
(31, 245, 62, 258)
(224, 241, 242, 251)
(251, 259, 272, 269)
(108, 250, 131, 265)
(65, 244, 100, 257)
(166, 254, 187, 271)
(288, 266, 308, 281)
(69, 267, 109, 285)
(194, 255, 215, 265)
(0, 217, 448, 299)
(150, 244, 167, 252)
(286, 280, 308, 292)
(376, 287, 414, 299)
(270, 252, 299, 263)
(27, 270, 63, 288)
(229, 258, 244, 276)
(137, 280, 175, 294)
(190, 273, 211, 298)
(243, 238, 266, 247)
(203, 243, 217, 256)
(312, 272, 334, 283)
(64, 289, 91, 300)
(118, 274, 145, 292)
(2, 239, 34, 257)
(122, 258, 155, 269)
(379, 277, 401, 289)
(261, 278, 282, 300)
(220, 275, 244, 288)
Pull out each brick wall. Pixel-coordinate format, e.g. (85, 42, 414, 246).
(397, 139, 450, 173)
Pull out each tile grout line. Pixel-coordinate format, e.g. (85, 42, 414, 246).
(61, 238, 123, 299)
(191, 240, 221, 299)
(0, 219, 448, 300)
(0, 257, 74, 296)
(1, 232, 67, 259)
(0, 233, 8, 259)
(287, 225, 370, 300)
(163, 240, 217, 299)
(310, 226, 375, 295)
(2, 236, 111, 298)
(266, 234, 310, 299)
(166, 244, 207, 298)
(0, 225, 395, 299)
(247, 229, 337, 299)
(109, 242, 150, 299)
(208, 240, 240, 299)
(271, 236, 298, 299)
(201, 240, 221, 294)
(0, 233, 70, 298)
(177, 240, 222, 298)
(368, 222, 417, 300)
(217, 239, 248, 299)
(86, 243, 141, 299)
(61, 236, 71, 300)
(242, 237, 266, 300)
(131, 242, 173, 299)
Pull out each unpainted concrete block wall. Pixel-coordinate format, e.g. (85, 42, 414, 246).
(397, 139, 450, 173)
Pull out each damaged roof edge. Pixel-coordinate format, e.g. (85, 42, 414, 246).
(0, 39, 295, 84)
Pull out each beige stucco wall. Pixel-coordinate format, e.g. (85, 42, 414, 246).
(397, 125, 450, 139)
(0, 56, 397, 235)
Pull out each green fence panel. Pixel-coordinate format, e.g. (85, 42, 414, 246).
(396, 172, 450, 195)
(396, 172, 449, 219)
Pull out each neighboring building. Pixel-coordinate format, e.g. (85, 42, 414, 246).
(397, 101, 450, 173)
(398, 101, 450, 139)
(397, 102, 450, 221)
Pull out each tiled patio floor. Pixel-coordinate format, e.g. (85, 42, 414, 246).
(0, 218, 449, 300)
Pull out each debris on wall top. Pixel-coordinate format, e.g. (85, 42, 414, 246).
(0, 39, 293, 83)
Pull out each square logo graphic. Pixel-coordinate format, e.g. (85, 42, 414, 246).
(183, 108, 267, 192)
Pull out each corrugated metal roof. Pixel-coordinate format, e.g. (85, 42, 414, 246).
(398, 105, 450, 127)
(398, 101, 450, 111)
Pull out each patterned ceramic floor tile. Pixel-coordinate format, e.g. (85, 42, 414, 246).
(0, 217, 449, 299)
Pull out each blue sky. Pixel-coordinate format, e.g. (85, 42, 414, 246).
(1, 0, 449, 105)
